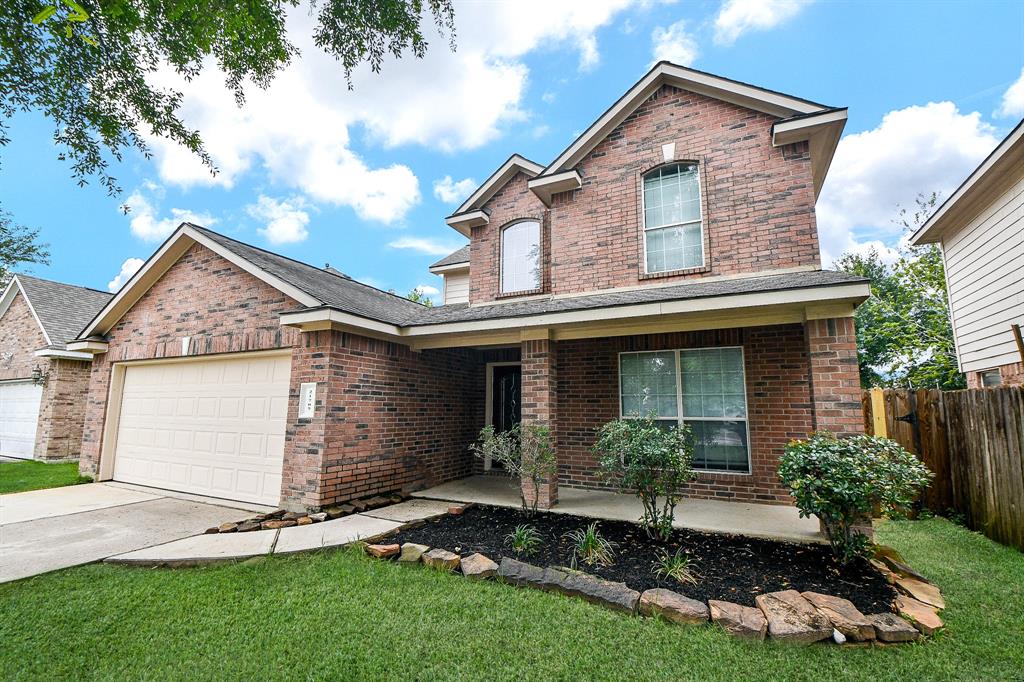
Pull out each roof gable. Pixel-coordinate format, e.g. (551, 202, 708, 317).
(0, 275, 112, 348)
(449, 154, 544, 216)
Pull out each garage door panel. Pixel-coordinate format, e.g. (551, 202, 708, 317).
(1, 381, 44, 460)
(113, 354, 290, 505)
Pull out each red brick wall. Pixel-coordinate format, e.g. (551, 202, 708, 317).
(0, 290, 48, 381)
(79, 243, 302, 477)
(469, 84, 820, 302)
(556, 324, 816, 504)
(293, 332, 483, 509)
(805, 317, 864, 436)
(966, 361, 1024, 388)
(34, 358, 91, 461)
(521, 338, 559, 508)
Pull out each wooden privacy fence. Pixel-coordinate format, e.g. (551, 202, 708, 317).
(863, 386, 1024, 551)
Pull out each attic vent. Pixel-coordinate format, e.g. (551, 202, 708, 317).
(323, 264, 350, 279)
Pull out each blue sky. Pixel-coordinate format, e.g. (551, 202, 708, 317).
(2, 0, 1023, 301)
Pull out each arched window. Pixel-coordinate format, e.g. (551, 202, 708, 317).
(642, 163, 703, 273)
(501, 220, 540, 293)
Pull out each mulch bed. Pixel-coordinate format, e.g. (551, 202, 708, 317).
(392, 504, 896, 613)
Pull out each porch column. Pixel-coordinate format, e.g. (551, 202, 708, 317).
(805, 316, 864, 436)
(520, 334, 558, 509)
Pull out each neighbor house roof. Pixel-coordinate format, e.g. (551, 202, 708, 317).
(911, 119, 1024, 245)
(429, 245, 470, 271)
(0, 274, 112, 352)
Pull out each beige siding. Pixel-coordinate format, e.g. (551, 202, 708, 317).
(943, 172, 1024, 373)
(443, 271, 470, 304)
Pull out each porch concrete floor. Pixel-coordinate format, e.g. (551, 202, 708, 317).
(412, 475, 823, 544)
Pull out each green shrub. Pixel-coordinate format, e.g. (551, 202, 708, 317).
(652, 547, 699, 586)
(592, 414, 696, 541)
(778, 431, 933, 563)
(469, 423, 557, 516)
(505, 524, 542, 557)
(565, 522, 617, 568)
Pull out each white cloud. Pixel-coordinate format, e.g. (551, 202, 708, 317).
(388, 236, 464, 256)
(123, 189, 216, 241)
(433, 176, 477, 204)
(145, 1, 638, 225)
(107, 257, 145, 292)
(651, 20, 699, 66)
(817, 102, 998, 265)
(995, 67, 1024, 118)
(714, 0, 813, 46)
(247, 195, 311, 245)
(415, 284, 441, 296)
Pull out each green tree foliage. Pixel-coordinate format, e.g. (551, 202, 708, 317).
(406, 288, 434, 306)
(779, 432, 932, 563)
(0, 0, 455, 196)
(469, 423, 557, 516)
(836, 193, 965, 389)
(592, 414, 696, 541)
(0, 209, 50, 285)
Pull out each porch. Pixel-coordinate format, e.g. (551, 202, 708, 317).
(412, 475, 823, 544)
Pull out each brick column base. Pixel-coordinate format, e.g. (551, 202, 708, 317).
(806, 317, 864, 436)
(521, 337, 558, 509)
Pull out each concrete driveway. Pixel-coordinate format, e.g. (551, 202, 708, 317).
(0, 483, 252, 583)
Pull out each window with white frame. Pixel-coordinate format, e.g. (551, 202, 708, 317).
(501, 220, 541, 293)
(979, 369, 1002, 387)
(642, 163, 703, 274)
(619, 347, 750, 473)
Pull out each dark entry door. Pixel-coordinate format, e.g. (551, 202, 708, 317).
(491, 365, 521, 434)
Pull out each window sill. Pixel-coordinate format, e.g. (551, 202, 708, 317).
(639, 265, 710, 280)
(694, 468, 752, 477)
(496, 288, 545, 300)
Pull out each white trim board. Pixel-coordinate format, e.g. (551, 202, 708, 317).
(0, 277, 53, 346)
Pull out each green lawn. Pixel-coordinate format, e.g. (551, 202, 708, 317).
(0, 460, 89, 494)
(1, 518, 1021, 681)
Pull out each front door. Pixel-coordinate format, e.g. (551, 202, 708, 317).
(491, 364, 521, 434)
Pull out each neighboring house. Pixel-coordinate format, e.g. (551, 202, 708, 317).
(71, 62, 869, 511)
(0, 275, 113, 460)
(910, 120, 1024, 388)
(429, 245, 470, 304)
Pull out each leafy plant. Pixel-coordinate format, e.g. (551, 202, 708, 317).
(652, 548, 699, 586)
(505, 524, 542, 557)
(592, 414, 696, 541)
(564, 522, 616, 568)
(470, 423, 557, 516)
(0, 210, 50, 286)
(778, 431, 933, 563)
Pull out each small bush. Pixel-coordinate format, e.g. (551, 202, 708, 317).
(779, 431, 933, 563)
(470, 423, 557, 516)
(652, 547, 699, 586)
(592, 414, 696, 541)
(505, 524, 542, 557)
(564, 522, 617, 568)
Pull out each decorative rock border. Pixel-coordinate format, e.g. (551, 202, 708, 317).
(360, 540, 946, 647)
(207, 494, 408, 534)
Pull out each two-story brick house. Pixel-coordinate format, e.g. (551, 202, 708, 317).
(72, 63, 868, 511)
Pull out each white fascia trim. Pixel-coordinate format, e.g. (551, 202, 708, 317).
(453, 155, 545, 216)
(0, 277, 54, 346)
(402, 282, 870, 337)
(279, 308, 403, 337)
(66, 340, 109, 354)
(911, 120, 1024, 246)
(34, 348, 94, 361)
(444, 210, 489, 237)
(772, 109, 848, 200)
(771, 109, 848, 144)
(527, 170, 583, 207)
(80, 223, 322, 338)
(541, 62, 827, 177)
(428, 262, 470, 275)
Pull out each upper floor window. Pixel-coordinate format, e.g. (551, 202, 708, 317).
(642, 163, 703, 274)
(501, 220, 541, 293)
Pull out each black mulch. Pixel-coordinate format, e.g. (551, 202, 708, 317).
(392, 504, 896, 613)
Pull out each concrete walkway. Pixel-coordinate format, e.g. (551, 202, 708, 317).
(106, 499, 452, 566)
(0, 483, 252, 583)
(412, 475, 823, 543)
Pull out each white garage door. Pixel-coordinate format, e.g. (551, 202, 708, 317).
(112, 353, 290, 505)
(0, 380, 43, 459)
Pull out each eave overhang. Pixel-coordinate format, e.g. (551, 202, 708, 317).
(443, 210, 490, 237)
(65, 339, 109, 355)
(428, 262, 470, 275)
(527, 170, 583, 207)
(771, 108, 848, 200)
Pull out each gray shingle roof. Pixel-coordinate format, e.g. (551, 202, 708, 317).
(15, 274, 113, 348)
(191, 225, 426, 325)
(403, 270, 868, 326)
(429, 245, 470, 269)
(190, 225, 866, 330)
